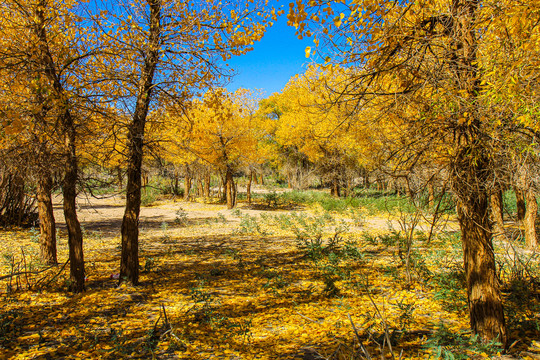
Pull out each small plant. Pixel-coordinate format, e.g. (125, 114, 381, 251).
(424, 323, 503, 359)
(143, 257, 157, 272)
(29, 227, 39, 243)
(0, 309, 21, 344)
(263, 191, 280, 208)
(215, 213, 227, 223)
(174, 207, 188, 226)
(233, 214, 268, 236)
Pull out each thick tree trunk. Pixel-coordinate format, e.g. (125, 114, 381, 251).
(120, 0, 161, 286)
(449, 0, 507, 344)
(37, 171, 57, 265)
(514, 187, 526, 221)
(524, 187, 538, 248)
(457, 197, 506, 346)
(247, 169, 253, 204)
(490, 189, 505, 240)
(225, 167, 235, 209)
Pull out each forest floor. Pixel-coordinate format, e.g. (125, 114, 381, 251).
(1, 188, 539, 359)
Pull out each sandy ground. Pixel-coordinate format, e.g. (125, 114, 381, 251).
(51, 189, 436, 241)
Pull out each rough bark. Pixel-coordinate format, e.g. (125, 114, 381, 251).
(457, 197, 506, 346)
(514, 187, 526, 221)
(449, 0, 507, 345)
(37, 171, 57, 265)
(63, 131, 85, 292)
(120, 0, 162, 286)
(490, 189, 505, 240)
(524, 187, 538, 248)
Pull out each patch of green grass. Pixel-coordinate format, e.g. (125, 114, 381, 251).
(275, 189, 421, 214)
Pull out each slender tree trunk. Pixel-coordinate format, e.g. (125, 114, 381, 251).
(63, 115, 85, 292)
(120, 0, 162, 286)
(524, 187, 538, 248)
(287, 171, 292, 189)
(173, 170, 179, 196)
(204, 172, 211, 199)
(37, 170, 57, 265)
(428, 179, 435, 207)
(260, 173, 264, 185)
(490, 189, 505, 240)
(514, 187, 526, 221)
(35, 2, 84, 292)
(219, 173, 225, 202)
(225, 167, 235, 209)
(253, 171, 259, 185)
(184, 168, 192, 201)
(331, 173, 341, 197)
(247, 169, 253, 204)
(198, 177, 204, 197)
(120, 138, 142, 285)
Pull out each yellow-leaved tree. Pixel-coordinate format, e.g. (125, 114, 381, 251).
(163, 88, 269, 209)
(287, 0, 540, 345)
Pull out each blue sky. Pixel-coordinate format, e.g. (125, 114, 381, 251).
(225, 13, 314, 97)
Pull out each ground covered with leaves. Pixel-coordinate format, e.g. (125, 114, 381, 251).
(1, 193, 539, 359)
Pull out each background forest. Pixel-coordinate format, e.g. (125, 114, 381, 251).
(1, 0, 539, 359)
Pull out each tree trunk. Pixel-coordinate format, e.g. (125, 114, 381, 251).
(253, 171, 259, 185)
(457, 196, 506, 346)
(197, 178, 204, 197)
(524, 187, 538, 248)
(514, 187, 525, 221)
(428, 179, 435, 207)
(490, 189, 505, 240)
(173, 170, 179, 196)
(37, 171, 57, 265)
(331, 174, 341, 197)
(260, 173, 264, 185)
(247, 169, 253, 204)
(117, 166, 123, 190)
(225, 167, 235, 209)
(449, 0, 507, 344)
(120, 0, 162, 286)
(184, 170, 192, 201)
(63, 116, 85, 293)
(120, 142, 142, 286)
(35, 3, 84, 292)
(204, 172, 211, 199)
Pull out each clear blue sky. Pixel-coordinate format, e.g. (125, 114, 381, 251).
(225, 13, 314, 97)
